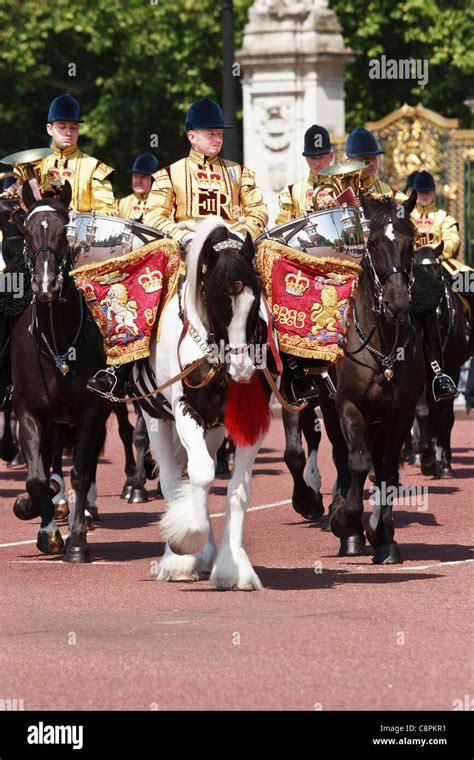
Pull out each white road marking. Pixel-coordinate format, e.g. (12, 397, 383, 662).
(399, 559, 474, 570)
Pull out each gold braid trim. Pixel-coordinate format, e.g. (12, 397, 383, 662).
(256, 238, 363, 278)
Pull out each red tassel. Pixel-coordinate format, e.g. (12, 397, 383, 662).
(224, 374, 272, 447)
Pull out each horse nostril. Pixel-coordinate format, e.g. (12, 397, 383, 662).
(227, 281, 244, 296)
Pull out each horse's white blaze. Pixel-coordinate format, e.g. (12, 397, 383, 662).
(385, 222, 395, 241)
(227, 285, 256, 383)
(41, 260, 49, 293)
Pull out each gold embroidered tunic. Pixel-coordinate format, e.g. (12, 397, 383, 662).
(143, 148, 268, 241)
(117, 193, 151, 221)
(40, 145, 116, 215)
(275, 171, 337, 225)
(411, 202, 460, 260)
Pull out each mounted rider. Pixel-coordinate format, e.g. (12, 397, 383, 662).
(275, 124, 336, 223)
(344, 130, 457, 401)
(87, 97, 269, 399)
(412, 170, 474, 355)
(40, 94, 116, 214)
(117, 152, 159, 222)
(0, 93, 116, 407)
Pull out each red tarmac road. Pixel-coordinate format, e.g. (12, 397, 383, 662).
(0, 413, 472, 711)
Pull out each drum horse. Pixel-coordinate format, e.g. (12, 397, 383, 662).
(258, 164, 424, 563)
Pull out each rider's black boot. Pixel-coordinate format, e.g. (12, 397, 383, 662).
(420, 312, 458, 402)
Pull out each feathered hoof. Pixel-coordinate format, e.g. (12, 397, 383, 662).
(211, 571, 263, 591)
(36, 528, 64, 555)
(13, 494, 41, 521)
(64, 544, 92, 563)
(372, 543, 403, 565)
(153, 553, 199, 582)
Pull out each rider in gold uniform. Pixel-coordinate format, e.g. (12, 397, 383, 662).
(88, 97, 268, 399)
(40, 94, 115, 214)
(275, 125, 335, 224)
(117, 153, 159, 221)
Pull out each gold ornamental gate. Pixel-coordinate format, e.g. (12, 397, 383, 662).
(331, 103, 474, 264)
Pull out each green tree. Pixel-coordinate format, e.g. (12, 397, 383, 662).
(328, 0, 474, 130)
(0, 0, 253, 194)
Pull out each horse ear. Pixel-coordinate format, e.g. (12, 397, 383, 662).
(240, 231, 255, 262)
(20, 180, 36, 210)
(434, 241, 444, 259)
(403, 190, 417, 215)
(59, 180, 72, 209)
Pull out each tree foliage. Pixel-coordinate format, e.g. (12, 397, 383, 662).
(0, 0, 471, 194)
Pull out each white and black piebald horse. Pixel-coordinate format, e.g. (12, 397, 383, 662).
(139, 217, 277, 590)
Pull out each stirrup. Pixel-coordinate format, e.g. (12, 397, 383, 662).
(431, 372, 458, 403)
(86, 367, 121, 402)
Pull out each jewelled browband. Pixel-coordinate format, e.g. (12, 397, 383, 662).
(213, 240, 243, 252)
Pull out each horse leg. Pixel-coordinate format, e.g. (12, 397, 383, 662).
(65, 408, 107, 563)
(434, 396, 456, 479)
(366, 426, 405, 565)
(15, 412, 64, 553)
(321, 400, 365, 554)
(283, 406, 324, 520)
(1, 403, 18, 463)
(114, 403, 137, 499)
(127, 410, 149, 503)
(211, 435, 264, 591)
(416, 386, 436, 475)
(330, 401, 370, 541)
(146, 417, 205, 582)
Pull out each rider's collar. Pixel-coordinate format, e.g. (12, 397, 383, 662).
(188, 148, 219, 165)
(415, 201, 437, 214)
(51, 144, 80, 160)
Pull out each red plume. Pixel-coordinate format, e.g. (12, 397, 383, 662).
(224, 374, 272, 447)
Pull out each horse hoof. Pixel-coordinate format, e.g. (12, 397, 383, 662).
(128, 487, 149, 504)
(36, 529, 64, 555)
(421, 459, 437, 476)
(64, 545, 92, 563)
(13, 494, 41, 521)
(87, 506, 100, 521)
(338, 534, 367, 556)
(7, 452, 25, 468)
(330, 505, 361, 539)
(372, 543, 403, 565)
(120, 484, 133, 500)
(437, 467, 455, 479)
(409, 453, 421, 466)
(54, 500, 70, 523)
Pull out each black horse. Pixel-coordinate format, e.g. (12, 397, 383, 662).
(412, 243, 470, 478)
(329, 192, 425, 564)
(10, 180, 111, 561)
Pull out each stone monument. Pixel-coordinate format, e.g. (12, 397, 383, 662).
(237, 0, 354, 223)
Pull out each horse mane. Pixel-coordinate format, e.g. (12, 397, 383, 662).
(362, 196, 415, 242)
(186, 215, 237, 328)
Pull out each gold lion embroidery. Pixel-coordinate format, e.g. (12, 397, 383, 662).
(100, 283, 139, 337)
(310, 285, 347, 334)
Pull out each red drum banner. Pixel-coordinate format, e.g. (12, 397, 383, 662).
(71, 239, 181, 365)
(257, 239, 362, 362)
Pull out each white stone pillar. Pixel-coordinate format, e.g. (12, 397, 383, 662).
(237, 0, 354, 225)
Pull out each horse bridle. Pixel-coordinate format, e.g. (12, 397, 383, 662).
(364, 247, 414, 316)
(23, 206, 72, 298)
